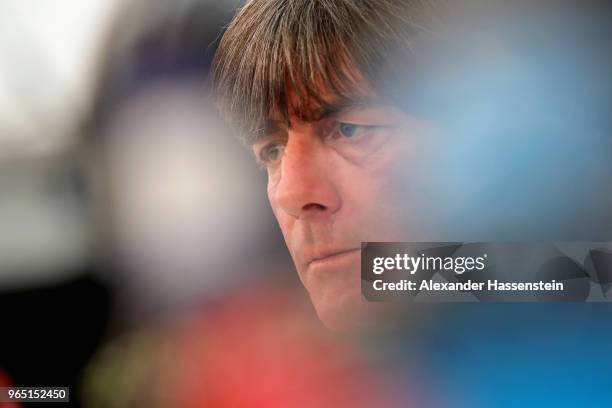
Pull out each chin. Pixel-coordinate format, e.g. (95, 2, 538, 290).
(310, 285, 398, 331)
(298, 252, 381, 331)
(310, 287, 364, 331)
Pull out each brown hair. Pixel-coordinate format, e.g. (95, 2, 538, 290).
(212, 0, 446, 142)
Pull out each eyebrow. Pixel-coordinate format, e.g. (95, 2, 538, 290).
(250, 97, 376, 145)
(318, 98, 374, 118)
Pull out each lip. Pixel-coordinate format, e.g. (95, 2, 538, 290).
(306, 248, 361, 269)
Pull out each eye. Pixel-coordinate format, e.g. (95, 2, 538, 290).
(339, 122, 360, 137)
(332, 121, 372, 140)
(258, 142, 285, 165)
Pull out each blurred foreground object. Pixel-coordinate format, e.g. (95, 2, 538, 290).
(84, 284, 415, 408)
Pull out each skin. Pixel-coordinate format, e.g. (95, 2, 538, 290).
(252, 89, 433, 330)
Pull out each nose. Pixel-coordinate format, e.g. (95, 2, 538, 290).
(273, 131, 341, 219)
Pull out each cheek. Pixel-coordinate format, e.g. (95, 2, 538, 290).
(365, 136, 437, 238)
(348, 148, 405, 200)
(339, 148, 412, 238)
(266, 179, 280, 221)
(267, 178, 294, 242)
(266, 175, 283, 212)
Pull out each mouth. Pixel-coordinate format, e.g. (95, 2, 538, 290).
(306, 248, 361, 270)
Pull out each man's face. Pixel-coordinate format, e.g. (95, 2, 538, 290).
(253, 91, 431, 330)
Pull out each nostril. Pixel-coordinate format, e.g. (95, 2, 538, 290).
(302, 203, 327, 211)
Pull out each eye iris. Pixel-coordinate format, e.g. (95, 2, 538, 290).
(339, 123, 358, 137)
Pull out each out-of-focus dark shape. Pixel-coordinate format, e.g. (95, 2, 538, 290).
(0, 274, 111, 406)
